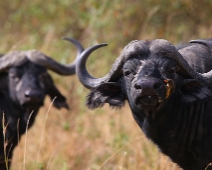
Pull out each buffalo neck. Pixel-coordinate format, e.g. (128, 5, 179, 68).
(129, 92, 212, 170)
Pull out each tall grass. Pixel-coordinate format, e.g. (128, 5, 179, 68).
(10, 97, 180, 170)
(1, 0, 212, 169)
(35, 97, 56, 170)
(23, 111, 33, 170)
(2, 113, 9, 170)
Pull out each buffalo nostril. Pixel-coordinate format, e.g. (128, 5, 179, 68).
(25, 90, 42, 98)
(135, 80, 160, 90)
(135, 83, 142, 89)
(25, 90, 30, 97)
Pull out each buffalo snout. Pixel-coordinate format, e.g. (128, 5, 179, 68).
(134, 78, 165, 107)
(24, 89, 44, 103)
(134, 79, 161, 96)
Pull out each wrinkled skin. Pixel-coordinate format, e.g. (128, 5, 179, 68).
(0, 60, 68, 169)
(84, 40, 212, 170)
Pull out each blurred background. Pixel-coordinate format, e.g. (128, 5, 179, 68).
(1, 0, 212, 169)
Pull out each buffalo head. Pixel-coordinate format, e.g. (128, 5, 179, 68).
(0, 37, 84, 126)
(77, 39, 212, 114)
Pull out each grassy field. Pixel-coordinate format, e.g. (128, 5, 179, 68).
(1, 0, 212, 169)
(11, 97, 179, 170)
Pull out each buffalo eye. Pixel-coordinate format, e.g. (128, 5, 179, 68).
(162, 66, 177, 80)
(39, 72, 48, 79)
(123, 59, 140, 78)
(124, 70, 132, 76)
(9, 72, 20, 82)
(167, 68, 175, 74)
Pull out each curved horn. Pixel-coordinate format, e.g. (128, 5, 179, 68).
(76, 42, 128, 89)
(150, 39, 207, 83)
(76, 40, 166, 89)
(62, 37, 84, 60)
(0, 51, 28, 72)
(189, 39, 212, 82)
(26, 38, 84, 75)
(199, 70, 212, 83)
(76, 44, 109, 89)
(189, 39, 212, 48)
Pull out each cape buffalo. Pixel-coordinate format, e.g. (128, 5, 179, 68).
(76, 38, 212, 170)
(0, 37, 84, 169)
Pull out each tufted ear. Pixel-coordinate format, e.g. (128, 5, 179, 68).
(180, 79, 212, 103)
(48, 85, 69, 109)
(44, 74, 69, 109)
(86, 82, 126, 109)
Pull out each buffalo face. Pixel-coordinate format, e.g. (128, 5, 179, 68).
(8, 60, 70, 112)
(123, 56, 177, 112)
(9, 62, 46, 109)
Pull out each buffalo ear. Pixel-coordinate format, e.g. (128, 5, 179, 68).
(86, 82, 125, 109)
(180, 79, 212, 102)
(44, 74, 69, 109)
(48, 86, 69, 110)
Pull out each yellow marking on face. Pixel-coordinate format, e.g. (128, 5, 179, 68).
(164, 79, 175, 99)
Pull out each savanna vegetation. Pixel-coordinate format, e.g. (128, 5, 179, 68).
(1, 0, 212, 169)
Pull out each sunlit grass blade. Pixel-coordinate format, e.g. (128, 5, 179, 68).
(23, 111, 34, 170)
(36, 97, 56, 170)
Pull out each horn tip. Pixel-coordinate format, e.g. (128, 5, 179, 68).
(62, 36, 76, 42)
(189, 40, 196, 43)
(101, 43, 108, 46)
(189, 39, 205, 43)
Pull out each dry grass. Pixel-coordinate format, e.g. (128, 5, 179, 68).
(9, 79, 181, 170)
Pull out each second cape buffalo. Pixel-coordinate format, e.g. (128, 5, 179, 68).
(76, 38, 212, 170)
(0, 37, 84, 169)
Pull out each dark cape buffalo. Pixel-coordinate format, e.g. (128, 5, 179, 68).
(0, 37, 84, 169)
(76, 38, 212, 170)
